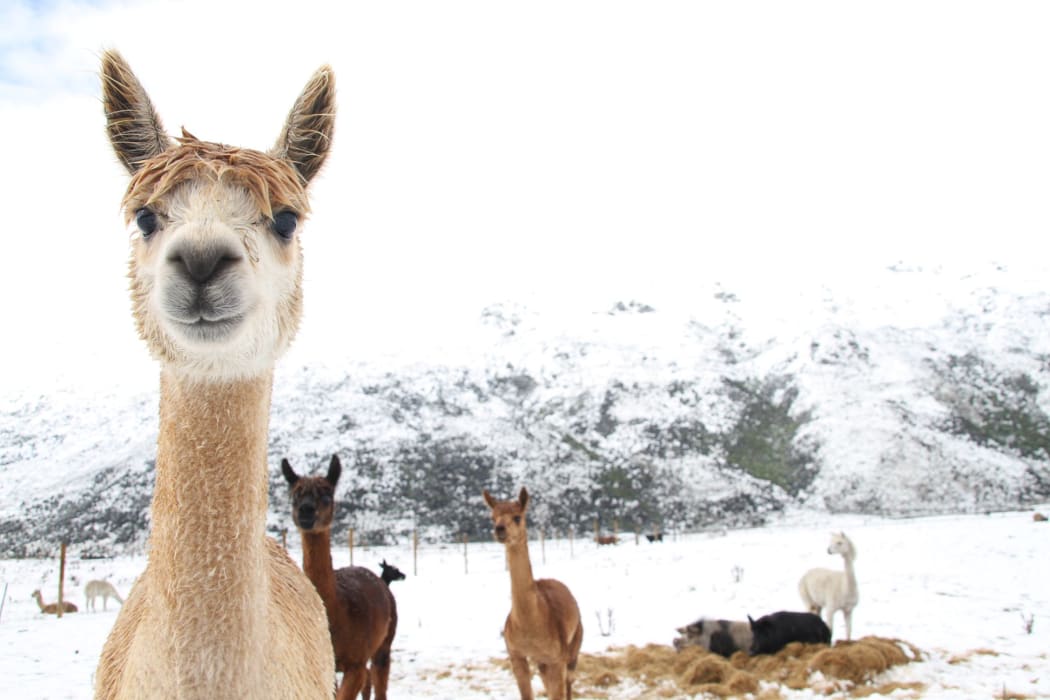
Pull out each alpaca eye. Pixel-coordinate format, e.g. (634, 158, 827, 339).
(320, 495, 332, 506)
(271, 210, 298, 240)
(513, 516, 521, 524)
(135, 208, 158, 238)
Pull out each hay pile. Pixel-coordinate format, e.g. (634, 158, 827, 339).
(567, 636, 924, 698)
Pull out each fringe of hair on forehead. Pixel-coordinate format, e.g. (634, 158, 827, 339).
(122, 129, 310, 222)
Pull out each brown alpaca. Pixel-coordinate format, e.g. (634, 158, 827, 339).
(483, 488, 583, 700)
(283, 456, 397, 700)
(94, 51, 336, 699)
(32, 589, 78, 615)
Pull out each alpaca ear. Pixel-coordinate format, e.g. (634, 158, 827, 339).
(747, 615, 755, 626)
(326, 454, 342, 487)
(518, 487, 529, 511)
(482, 490, 497, 509)
(280, 458, 299, 486)
(272, 65, 336, 185)
(100, 50, 174, 175)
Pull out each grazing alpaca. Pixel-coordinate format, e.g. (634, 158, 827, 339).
(85, 580, 124, 612)
(483, 488, 583, 700)
(798, 531, 859, 640)
(595, 534, 619, 546)
(95, 51, 335, 699)
(283, 456, 397, 700)
(748, 611, 831, 655)
(32, 590, 78, 614)
(379, 560, 407, 585)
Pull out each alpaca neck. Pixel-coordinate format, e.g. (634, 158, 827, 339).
(300, 529, 339, 609)
(505, 538, 540, 616)
(841, 551, 858, 593)
(150, 368, 273, 691)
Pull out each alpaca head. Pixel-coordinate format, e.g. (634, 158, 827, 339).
(827, 531, 856, 559)
(379, 559, 406, 584)
(482, 487, 529, 546)
(282, 455, 342, 533)
(100, 50, 335, 381)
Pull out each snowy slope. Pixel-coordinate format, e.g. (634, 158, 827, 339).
(0, 507, 1047, 699)
(1, 264, 1049, 556)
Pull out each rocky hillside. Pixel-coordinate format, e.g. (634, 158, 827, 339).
(2, 267, 1048, 557)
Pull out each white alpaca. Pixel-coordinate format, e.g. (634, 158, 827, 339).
(85, 580, 124, 612)
(798, 531, 858, 640)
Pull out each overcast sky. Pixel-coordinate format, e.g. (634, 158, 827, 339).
(2, 0, 1049, 393)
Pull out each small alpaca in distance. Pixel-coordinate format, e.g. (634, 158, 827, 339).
(748, 611, 831, 655)
(595, 534, 619, 545)
(32, 589, 78, 614)
(484, 488, 583, 700)
(645, 533, 664, 543)
(284, 456, 397, 700)
(379, 560, 406, 585)
(798, 531, 859, 640)
(95, 51, 335, 698)
(85, 580, 124, 612)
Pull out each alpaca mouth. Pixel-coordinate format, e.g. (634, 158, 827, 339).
(174, 315, 245, 343)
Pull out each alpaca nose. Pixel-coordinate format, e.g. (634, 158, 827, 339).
(494, 525, 507, 541)
(169, 244, 242, 284)
(298, 504, 316, 527)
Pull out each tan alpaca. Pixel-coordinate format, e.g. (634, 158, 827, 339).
(32, 589, 78, 614)
(94, 51, 336, 700)
(85, 580, 124, 612)
(483, 488, 583, 700)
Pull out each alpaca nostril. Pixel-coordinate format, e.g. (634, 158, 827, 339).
(169, 245, 242, 284)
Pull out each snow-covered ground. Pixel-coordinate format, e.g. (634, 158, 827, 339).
(0, 507, 1047, 699)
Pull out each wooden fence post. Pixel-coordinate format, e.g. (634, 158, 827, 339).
(57, 542, 67, 619)
(540, 527, 546, 564)
(348, 528, 354, 566)
(413, 528, 419, 577)
(462, 533, 469, 575)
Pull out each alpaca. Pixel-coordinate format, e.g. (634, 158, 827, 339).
(748, 611, 831, 654)
(283, 456, 397, 700)
(85, 579, 124, 612)
(483, 488, 583, 700)
(32, 589, 78, 615)
(798, 531, 859, 640)
(95, 51, 335, 699)
(595, 534, 619, 545)
(379, 560, 406, 585)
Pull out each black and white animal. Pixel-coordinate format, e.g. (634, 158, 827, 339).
(748, 611, 831, 655)
(645, 533, 664, 543)
(673, 617, 752, 657)
(379, 560, 406, 585)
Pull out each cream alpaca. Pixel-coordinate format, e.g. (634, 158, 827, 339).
(798, 531, 859, 640)
(94, 51, 336, 699)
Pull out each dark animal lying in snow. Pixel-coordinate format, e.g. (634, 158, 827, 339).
(645, 533, 664, 543)
(748, 611, 831, 655)
(673, 617, 752, 657)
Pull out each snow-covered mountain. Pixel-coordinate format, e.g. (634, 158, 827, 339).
(2, 265, 1048, 557)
